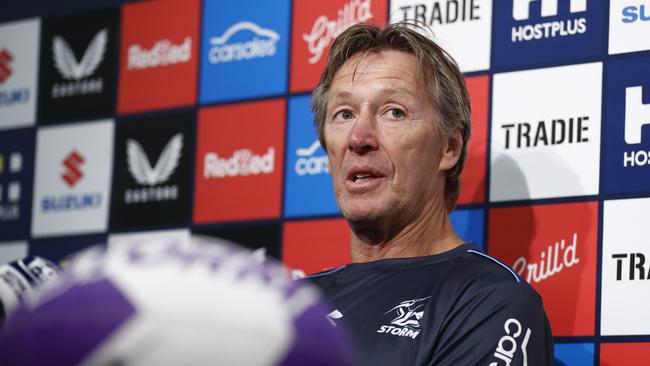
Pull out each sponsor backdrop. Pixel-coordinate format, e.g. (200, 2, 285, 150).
(0, 0, 649, 363)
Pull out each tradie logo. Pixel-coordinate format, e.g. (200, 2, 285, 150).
(53, 29, 107, 80)
(295, 140, 329, 176)
(622, 86, 650, 168)
(127, 133, 182, 186)
(376, 296, 430, 339)
(512, 233, 580, 283)
(61, 150, 84, 187)
(513, 0, 587, 20)
(303, 0, 373, 64)
(510, 0, 588, 43)
(209, 22, 279, 64)
(489, 318, 531, 366)
(203, 147, 275, 178)
(611, 252, 650, 281)
(128, 37, 192, 70)
(500, 116, 590, 149)
(0, 49, 14, 84)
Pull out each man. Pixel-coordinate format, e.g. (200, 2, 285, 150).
(307, 23, 553, 365)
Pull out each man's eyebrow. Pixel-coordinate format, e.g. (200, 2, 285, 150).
(329, 87, 418, 102)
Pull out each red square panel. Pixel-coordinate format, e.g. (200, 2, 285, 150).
(600, 343, 650, 366)
(457, 75, 488, 205)
(283, 218, 351, 276)
(488, 201, 598, 336)
(118, 0, 199, 114)
(290, 0, 388, 93)
(194, 99, 285, 223)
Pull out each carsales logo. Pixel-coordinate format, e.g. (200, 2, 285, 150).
(208, 22, 279, 64)
(61, 150, 84, 187)
(489, 201, 598, 337)
(290, 0, 386, 92)
(194, 100, 285, 223)
(0, 49, 13, 84)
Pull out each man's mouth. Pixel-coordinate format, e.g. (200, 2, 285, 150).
(345, 168, 385, 192)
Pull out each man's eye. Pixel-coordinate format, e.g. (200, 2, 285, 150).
(337, 110, 353, 120)
(389, 108, 406, 119)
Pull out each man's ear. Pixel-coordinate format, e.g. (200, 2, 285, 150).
(438, 131, 463, 171)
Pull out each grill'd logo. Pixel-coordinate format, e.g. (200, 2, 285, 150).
(127, 37, 192, 70)
(0, 49, 13, 84)
(61, 150, 84, 187)
(302, 0, 374, 64)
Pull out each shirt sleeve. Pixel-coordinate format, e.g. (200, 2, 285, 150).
(429, 281, 553, 366)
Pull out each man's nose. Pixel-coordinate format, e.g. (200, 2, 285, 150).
(347, 111, 378, 154)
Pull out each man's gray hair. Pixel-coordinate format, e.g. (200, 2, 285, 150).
(312, 22, 472, 212)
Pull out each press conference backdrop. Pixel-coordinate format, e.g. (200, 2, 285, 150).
(0, 0, 648, 364)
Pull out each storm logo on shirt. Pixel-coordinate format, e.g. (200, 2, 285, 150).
(376, 296, 430, 339)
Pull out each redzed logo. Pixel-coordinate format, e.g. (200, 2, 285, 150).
(194, 99, 285, 223)
(0, 49, 14, 84)
(61, 150, 85, 187)
(290, 0, 387, 92)
(118, 0, 199, 114)
(488, 201, 598, 337)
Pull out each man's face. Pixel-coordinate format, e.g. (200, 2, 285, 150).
(324, 50, 456, 227)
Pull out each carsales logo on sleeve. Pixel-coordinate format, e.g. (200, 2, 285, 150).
(488, 201, 598, 337)
(194, 99, 285, 223)
(118, 0, 200, 115)
(289, 0, 387, 93)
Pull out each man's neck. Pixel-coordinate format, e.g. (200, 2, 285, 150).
(349, 202, 464, 263)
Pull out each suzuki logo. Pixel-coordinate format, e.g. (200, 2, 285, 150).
(53, 28, 107, 80)
(625, 86, 650, 145)
(513, 0, 587, 20)
(0, 49, 14, 84)
(61, 150, 85, 187)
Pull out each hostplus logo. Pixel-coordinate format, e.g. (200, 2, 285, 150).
(302, 0, 374, 64)
(622, 86, 650, 167)
(393, 0, 481, 26)
(512, 233, 580, 283)
(500, 116, 590, 149)
(124, 133, 182, 204)
(0, 152, 22, 221)
(203, 148, 275, 179)
(51, 29, 107, 98)
(0, 48, 30, 108)
(41, 150, 101, 212)
(208, 22, 279, 64)
(611, 252, 650, 281)
(376, 296, 430, 339)
(128, 37, 191, 70)
(511, 0, 588, 42)
(0, 49, 13, 84)
(295, 140, 328, 176)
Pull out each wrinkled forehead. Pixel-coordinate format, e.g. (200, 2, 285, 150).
(328, 49, 433, 105)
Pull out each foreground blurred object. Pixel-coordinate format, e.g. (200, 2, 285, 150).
(0, 256, 62, 326)
(0, 236, 352, 366)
